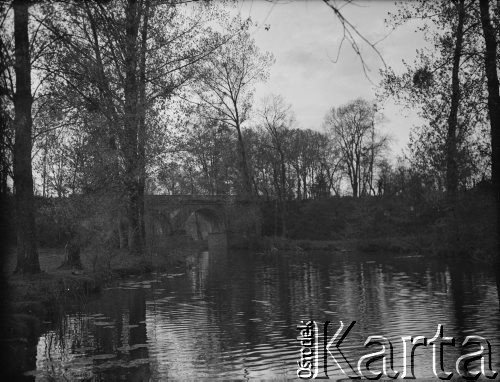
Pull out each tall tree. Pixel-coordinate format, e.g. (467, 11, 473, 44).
(381, 0, 486, 197)
(193, 22, 274, 198)
(37, 0, 229, 254)
(122, 0, 141, 254)
(258, 94, 294, 236)
(12, 0, 40, 273)
(478, 0, 500, 300)
(323, 99, 380, 197)
(446, 0, 466, 200)
(137, 0, 150, 249)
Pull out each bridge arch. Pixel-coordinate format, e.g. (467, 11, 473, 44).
(144, 194, 262, 247)
(184, 207, 226, 241)
(145, 195, 228, 242)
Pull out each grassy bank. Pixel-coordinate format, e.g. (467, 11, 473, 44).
(3, 235, 205, 313)
(0, 235, 204, 378)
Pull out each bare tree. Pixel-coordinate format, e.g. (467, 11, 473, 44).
(446, 0, 466, 201)
(322, 0, 386, 81)
(258, 94, 294, 236)
(193, 22, 274, 198)
(324, 99, 385, 197)
(478, 0, 500, 303)
(35, 0, 230, 254)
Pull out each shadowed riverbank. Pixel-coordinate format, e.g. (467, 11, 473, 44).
(0, 238, 204, 378)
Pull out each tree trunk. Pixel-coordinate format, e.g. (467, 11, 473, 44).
(235, 121, 252, 198)
(0, 110, 8, 195)
(446, 0, 465, 200)
(59, 241, 82, 270)
(274, 198, 278, 237)
(137, 0, 150, 250)
(478, 0, 500, 308)
(368, 122, 376, 195)
(302, 171, 307, 199)
(41, 136, 47, 197)
(352, 175, 358, 198)
(279, 150, 287, 237)
(118, 217, 127, 249)
(124, 0, 141, 255)
(13, 0, 40, 274)
(295, 167, 301, 199)
(0, 161, 7, 195)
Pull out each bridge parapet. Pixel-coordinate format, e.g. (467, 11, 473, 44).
(144, 194, 236, 207)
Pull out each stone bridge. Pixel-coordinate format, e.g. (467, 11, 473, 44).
(144, 195, 261, 246)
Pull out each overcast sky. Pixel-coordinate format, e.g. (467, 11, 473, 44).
(235, 0, 431, 157)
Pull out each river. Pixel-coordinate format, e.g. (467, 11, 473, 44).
(28, 238, 500, 380)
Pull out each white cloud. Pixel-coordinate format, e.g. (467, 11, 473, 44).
(237, 0, 432, 155)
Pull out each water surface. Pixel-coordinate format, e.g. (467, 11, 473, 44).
(31, 242, 500, 380)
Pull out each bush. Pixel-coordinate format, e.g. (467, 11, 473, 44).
(260, 191, 496, 259)
(35, 194, 123, 249)
(260, 198, 353, 240)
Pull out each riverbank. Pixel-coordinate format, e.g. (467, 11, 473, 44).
(0, 237, 205, 378)
(258, 233, 497, 265)
(261, 190, 497, 262)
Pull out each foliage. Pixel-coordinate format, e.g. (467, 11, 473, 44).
(4, 0, 495, 255)
(379, 0, 492, 190)
(323, 98, 389, 197)
(188, 17, 275, 195)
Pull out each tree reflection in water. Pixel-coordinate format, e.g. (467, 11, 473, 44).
(32, 246, 500, 380)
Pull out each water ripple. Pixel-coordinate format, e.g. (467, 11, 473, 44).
(34, 250, 500, 380)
